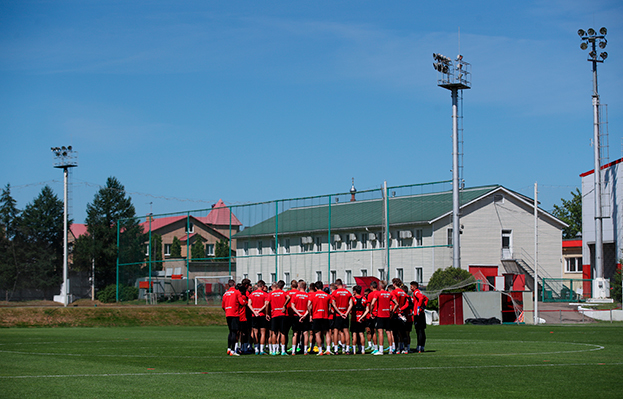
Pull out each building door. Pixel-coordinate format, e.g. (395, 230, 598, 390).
(501, 230, 512, 259)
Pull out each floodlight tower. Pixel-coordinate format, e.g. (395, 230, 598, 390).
(51, 146, 78, 307)
(433, 53, 471, 269)
(578, 27, 609, 299)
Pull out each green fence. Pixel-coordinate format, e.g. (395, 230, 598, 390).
(117, 180, 495, 303)
(541, 278, 591, 302)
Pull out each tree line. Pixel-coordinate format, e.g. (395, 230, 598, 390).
(1, 177, 232, 301)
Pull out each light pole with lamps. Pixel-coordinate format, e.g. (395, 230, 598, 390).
(51, 146, 77, 306)
(578, 27, 609, 299)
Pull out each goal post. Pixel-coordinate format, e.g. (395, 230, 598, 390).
(194, 275, 232, 305)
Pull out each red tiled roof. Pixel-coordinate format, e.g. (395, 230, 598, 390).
(70, 223, 88, 238)
(204, 199, 242, 226)
(140, 215, 187, 231)
(178, 233, 197, 243)
(580, 157, 623, 177)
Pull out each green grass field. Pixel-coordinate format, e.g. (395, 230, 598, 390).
(1, 324, 622, 398)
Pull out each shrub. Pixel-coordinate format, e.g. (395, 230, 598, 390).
(97, 284, 139, 303)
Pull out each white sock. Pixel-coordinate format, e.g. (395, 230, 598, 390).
(379, 345, 384, 352)
(281, 344, 286, 353)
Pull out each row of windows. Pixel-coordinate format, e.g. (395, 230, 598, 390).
(148, 243, 216, 257)
(242, 267, 424, 286)
(242, 230, 425, 255)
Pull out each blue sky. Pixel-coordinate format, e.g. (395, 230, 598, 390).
(1, 0, 622, 223)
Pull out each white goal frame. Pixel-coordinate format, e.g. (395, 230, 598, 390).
(194, 275, 232, 305)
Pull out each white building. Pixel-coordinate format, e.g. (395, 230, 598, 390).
(234, 185, 566, 288)
(581, 157, 623, 284)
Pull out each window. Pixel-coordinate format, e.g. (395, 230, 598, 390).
(284, 272, 290, 282)
(415, 267, 423, 284)
(243, 242, 249, 256)
(315, 237, 322, 252)
(565, 257, 582, 273)
(447, 228, 453, 246)
(270, 273, 276, 283)
(186, 222, 194, 234)
(206, 244, 215, 256)
(284, 238, 290, 254)
(378, 232, 385, 248)
(301, 237, 313, 252)
(270, 240, 276, 254)
(257, 273, 262, 282)
(396, 268, 404, 282)
(346, 234, 355, 250)
(257, 241, 263, 255)
(316, 271, 322, 282)
(331, 270, 337, 283)
(360, 269, 368, 277)
(415, 229, 423, 246)
(378, 269, 386, 281)
(361, 233, 368, 249)
(243, 273, 248, 280)
(345, 270, 352, 286)
(164, 244, 171, 256)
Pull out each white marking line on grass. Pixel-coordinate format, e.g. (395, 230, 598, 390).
(0, 341, 604, 359)
(1, 362, 622, 379)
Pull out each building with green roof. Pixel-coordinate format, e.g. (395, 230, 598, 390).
(234, 185, 566, 287)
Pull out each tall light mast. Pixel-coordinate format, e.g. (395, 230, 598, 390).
(578, 27, 609, 299)
(51, 146, 77, 306)
(433, 53, 471, 269)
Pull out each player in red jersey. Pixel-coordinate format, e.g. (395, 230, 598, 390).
(390, 278, 409, 354)
(308, 281, 333, 355)
(290, 281, 310, 355)
(367, 280, 398, 355)
(284, 280, 299, 352)
(248, 280, 269, 354)
(237, 283, 250, 354)
(350, 285, 367, 354)
(402, 285, 415, 354)
(221, 279, 246, 356)
(331, 279, 353, 354)
(410, 281, 429, 353)
(267, 280, 288, 355)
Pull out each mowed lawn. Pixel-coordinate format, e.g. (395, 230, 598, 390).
(1, 324, 622, 398)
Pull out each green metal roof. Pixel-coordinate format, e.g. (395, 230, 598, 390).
(234, 186, 499, 238)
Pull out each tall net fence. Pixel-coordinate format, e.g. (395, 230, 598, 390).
(117, 180, 480, 303)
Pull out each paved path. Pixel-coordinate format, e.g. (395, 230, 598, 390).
(537, 302, 596, 324)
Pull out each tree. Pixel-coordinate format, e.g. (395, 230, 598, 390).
(0, 184, 23, 299)
(73, 177, 144, 290)
(170, 236, 182, 258)
(19, 186, 64, 296)
(426, 266, 476, 310)
(191, 236, 205, 260)
(215, 239, 230, 260)
(552, 188, 582, 239)
(148, 234, 163, 263)
(0, 183, 20, 239)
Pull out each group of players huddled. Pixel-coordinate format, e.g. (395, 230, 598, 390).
(222, 277, 429, 356)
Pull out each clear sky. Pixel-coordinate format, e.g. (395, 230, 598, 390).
(1, 0, 622, 223)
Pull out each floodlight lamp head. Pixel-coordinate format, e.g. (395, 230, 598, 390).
(600, 52, 608, 60)
(578, 29, 586, 37)
(580, 42, 588, 50)
(589, 50, 597, 58)
(599, 40, 607, 49)
(600, 27, 607, 35)
(67, 146, 72, 151)
(587, 28, 596, 36)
